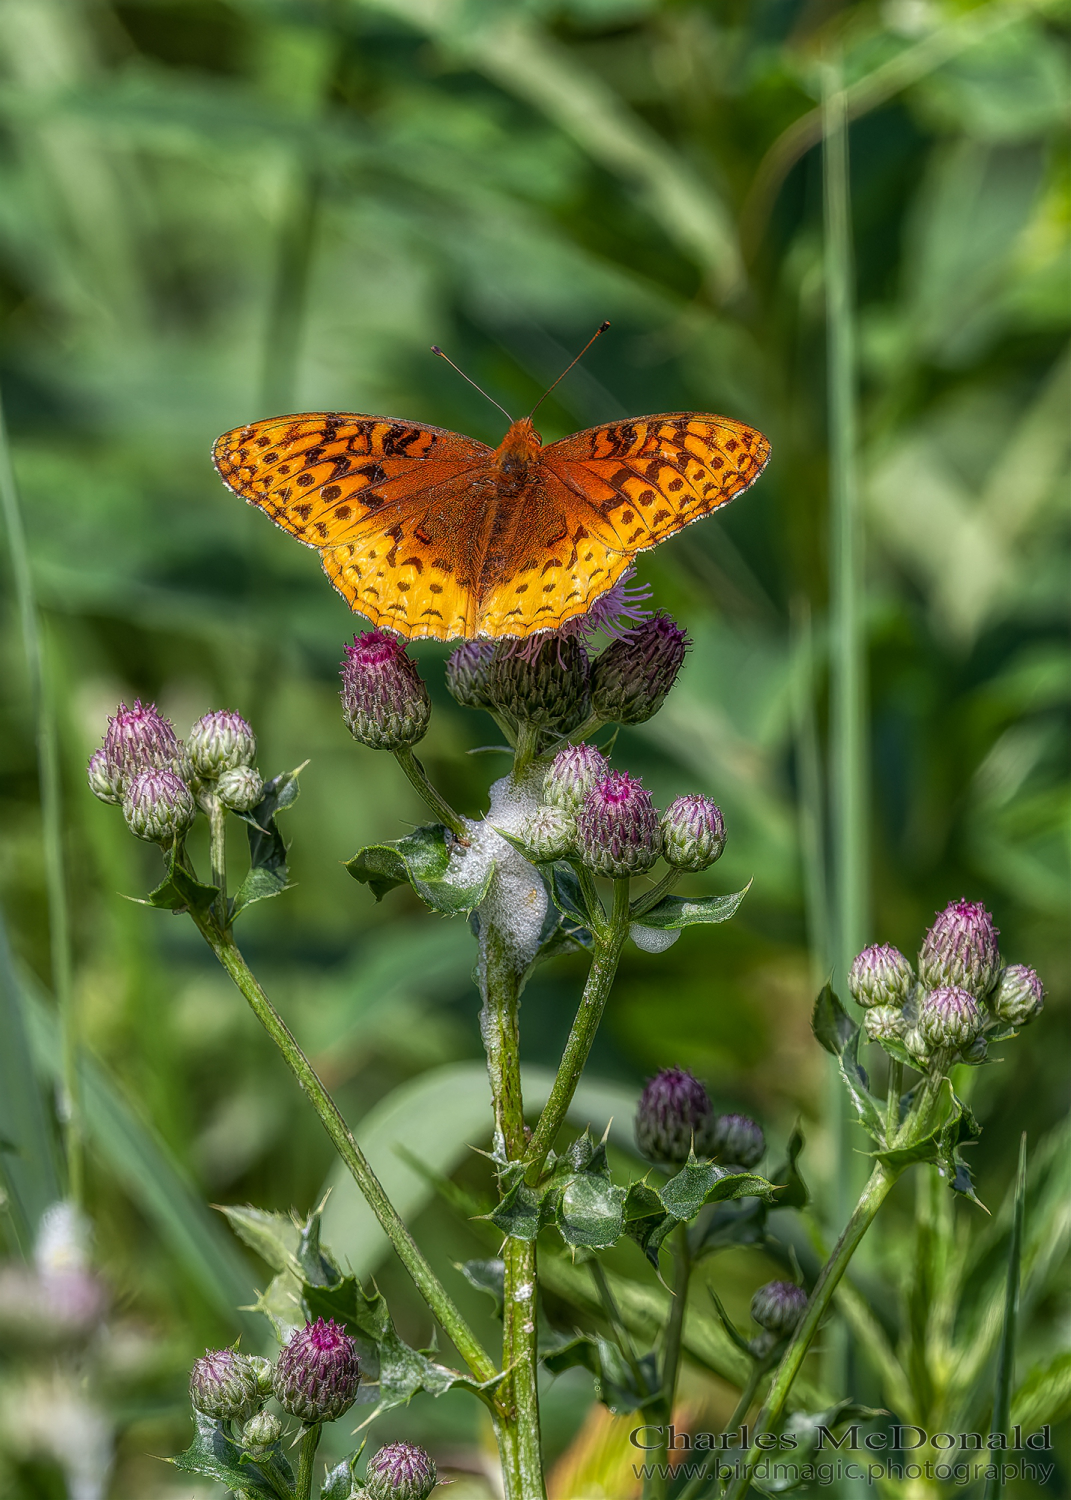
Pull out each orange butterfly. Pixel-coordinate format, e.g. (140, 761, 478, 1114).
(213, 389, 769, 642)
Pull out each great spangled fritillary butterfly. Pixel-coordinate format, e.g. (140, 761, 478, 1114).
(212, 405, 770, 641)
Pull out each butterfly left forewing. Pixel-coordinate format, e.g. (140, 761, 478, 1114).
(541, 413, 770, 553)
(213, 413, 492, 547)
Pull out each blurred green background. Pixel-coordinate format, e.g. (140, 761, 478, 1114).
(0, 0, 1067, 1494)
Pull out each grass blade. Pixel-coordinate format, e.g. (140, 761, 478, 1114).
(984, 1133, 1027, 1498)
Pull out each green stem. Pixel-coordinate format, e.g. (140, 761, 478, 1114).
(191, 917, 498, 1386)
(0, 387, 81, 1208)
(629, 868, 681, 921)
(675, 1361, 763, 1500)
(591, 1255, 646, 1392)
(643, 1222, 692, 1500)
(208, 797, 229, 932)
(393, 744, 469, 841)
(294, 1423, 321, 1500)
(885, 1059, 904, 1141)
(511, 721, 542, 779)
(479, 898, 545, 1498)
(724, 1162, 899, 1500)
(523, 879, 631, 1184)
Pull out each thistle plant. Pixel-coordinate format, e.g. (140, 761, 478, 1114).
(85, 620, 1048, 1500)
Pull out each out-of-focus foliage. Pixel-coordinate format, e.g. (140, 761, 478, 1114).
(0, 0, 1066, 1494)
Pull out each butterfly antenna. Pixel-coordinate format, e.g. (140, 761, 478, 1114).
(528, 321, 611, 419)
(431, 346, 514, 423)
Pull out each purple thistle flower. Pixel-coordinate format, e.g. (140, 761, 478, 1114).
(341, 631, 431, 751)
(543, 743, 609, 813)
(122, 767, 196, 844)
(444, 639, 496, 710)
(635, 1067, 713, 1166)
(919, 985, 982, 1050)
(272, 1317, 361, 1424)
(189, 1347, 263, 1423)
(709, 1112, 765, 1169)
(590, 610, 690, 725)
(364, 1441, 439, 1500)
(560, 569, 653, 643)
(919, 899, 1000, 997)
(848, 944, 914, 1009)
(486, 634, 591, 732)
(660, 794, 726, 872)
(102, 699, 182, 790)
(751, 1281, 807, 1337)
(575, 769, 661, 877)
(991, 964, 1045, 1027)
(187, 709, 257, 778)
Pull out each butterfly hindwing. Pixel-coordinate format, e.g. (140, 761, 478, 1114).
(541, 413, 770, 553)
(212, 413, 492, 547)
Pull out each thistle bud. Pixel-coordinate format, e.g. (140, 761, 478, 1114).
(543, 743, 608, 813)
(660, 795, 726, 871)
(919, 899, 1000, 998)
(86, 749, 121, 805)
(241, 1410, 282, 1453)
(272, 1317, 360, 1424)
(750, 1281, 807, 1337)
(216, 766, 264, 813)
(904, 1027, 931, 1064)
(486, 636, 591, 732)
(575, 770, 661, 877)
(919, 986, 982, 1051)
(189, 1347, 263, 1423)
(520, 806, 576, 862)
(635, 1067, 712, 1166)
(445, 639, 496, 710)
(364, 1442, 439, 1500)
(709, 1112, 765, 1169)
(590, 611, 689, 725)
(123, 768, 196, 843)
(990, 964, 1044, 1027)
(186, 710, 257, 779)
(102, 700, 182, 790)
(341, 631, 431, 751)
(848, 944, 914, 1008)
(863, 1005, 908, 1045)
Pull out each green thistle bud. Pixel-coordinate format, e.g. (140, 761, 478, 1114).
(87, 749, 121, 805)
(848, 944, 914, 1008)
(991, 964, 1044, 1027)
(543, 743, 608, 813)
(123, 768, 196, 843)
(863, 1004, 908, 1045)
(364, 1442, 439, 1500)
(750, 1281, 807, 1337)
(575, 770, 661, 877)
(919, 986, 982, 1050)
(216, 766, 264, 813)
(241, 1410, 282, 1453)
(904, 1027, 931, 1065)
(709, 1112, 765, 1169)
(444, 640, 496, 710)
(520, 806, 576, 862)
(589, 611, 689, 725)
(187, 710, 257, 779)
(486, 635, 591, 733)
(660, 795, 725, 871)
(189, 1347, 263, 1423)
(341, 631, 431, 751)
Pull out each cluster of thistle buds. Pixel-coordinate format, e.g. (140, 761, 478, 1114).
(87, 700, 264, 843)
(848, 899, 1045, 1069)
(634, 1066, 765, 1170)
(339, 607, 690, 757)
(187, 1320, 439, 1495)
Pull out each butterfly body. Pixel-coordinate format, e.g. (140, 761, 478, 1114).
(213, 408, 769, 640)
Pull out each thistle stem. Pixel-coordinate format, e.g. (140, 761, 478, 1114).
(207, 797, 229, 931)
(642, 1221, 692, 1500)
(523, 878, 631, 1184)
(294, 1424, 321, 1500)
(189, 916, 498, 1387)
(629, 868, 681, 920)
(885, 1058, 904, 1140)
(393, 744, 469, 841)
(724, 1162, 899, 1500)
(674, 1361, 763, 1500)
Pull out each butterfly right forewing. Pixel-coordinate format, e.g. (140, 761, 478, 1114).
(212, 413, 493, 549)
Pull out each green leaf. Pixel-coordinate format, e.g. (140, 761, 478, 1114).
(659, 1159, 775, 1221)
(168, 1413, 290, 1498)
(217, 1204, 300, 1273)
(545, 862, 594, 926)
(321, 1457, 359, 1500)
(346, 823, 493, 913)
(556, 1171, 625, 1249)
(622, 1181, 669, 1262)
(1012, 1350, 1071, 1430)
(231, 765, 304, 918)
(771, 1125, 809, 1210)
(632, 885, 749, 931)
(838, 1028, 885, 1141)
(139, 844, 219, 915)
(938, 1090, 984, 1205)
(812, 982, 857, 1057)
(457, 1258, 505, 1318)
(486, 1174, 550, 1240)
